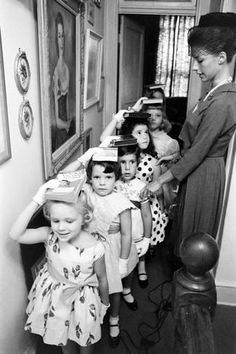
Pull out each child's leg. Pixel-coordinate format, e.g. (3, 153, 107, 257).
(62, 340, 78, 354)
(108, 292, 121, 346)
(80, 345, 94, 354)
(122, 272, 138, 310)
(138, 256, 148, 288)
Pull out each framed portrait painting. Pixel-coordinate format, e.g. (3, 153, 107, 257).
(37, 0, 85, 178)
(0, 29, 11, 165)
(84, 29, 103, 109)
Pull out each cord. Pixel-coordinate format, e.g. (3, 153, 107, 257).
(119, 279, 173, 353)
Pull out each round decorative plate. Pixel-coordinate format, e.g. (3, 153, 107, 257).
(14, 49, 31, 95)
(18, 100, 34, 140)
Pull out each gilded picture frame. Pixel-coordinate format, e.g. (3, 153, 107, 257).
(37, 0, 85, 178)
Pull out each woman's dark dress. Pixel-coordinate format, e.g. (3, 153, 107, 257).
(169, 83, 236, 256)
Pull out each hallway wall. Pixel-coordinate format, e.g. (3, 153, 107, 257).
(0, 1, 104, 353)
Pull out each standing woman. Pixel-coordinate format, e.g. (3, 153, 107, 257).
(142, 12, 236, 258)
(52, 12, 71, 151)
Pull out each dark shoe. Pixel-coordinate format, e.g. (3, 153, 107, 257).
(138, 272, 149, 288)
(122, 292, 138, 311)
(108, 323, 120, 348)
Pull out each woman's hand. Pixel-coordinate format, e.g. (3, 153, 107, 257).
(140, 180, 162, 199)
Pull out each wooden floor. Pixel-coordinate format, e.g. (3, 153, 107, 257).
(36, 242, 236, 354)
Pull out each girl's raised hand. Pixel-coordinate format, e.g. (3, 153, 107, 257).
(131, 96, 148, 112)
(113, 109, 127, 129)
(32, 179, 60, 206)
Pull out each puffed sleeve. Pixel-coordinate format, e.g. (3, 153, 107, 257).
(171, 97, 236, 182)
(94, 241, 105, 261)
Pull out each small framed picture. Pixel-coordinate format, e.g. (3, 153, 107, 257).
(14, 49, 31, 95)
(84, 29, 103, 108)
(18, 100, 34, 140)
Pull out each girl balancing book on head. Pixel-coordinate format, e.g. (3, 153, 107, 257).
(61, 147, 138, 347)
(9, 179, 109, 354)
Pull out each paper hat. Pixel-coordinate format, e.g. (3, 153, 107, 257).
(92, 147, 118, 162)
(198, 12, 236, 28)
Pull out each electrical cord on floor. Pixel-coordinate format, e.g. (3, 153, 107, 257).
(119, 279, 173, 353)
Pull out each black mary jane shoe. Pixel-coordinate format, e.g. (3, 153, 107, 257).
(108, 324, 121, 348)
(138, 273, 149, 288)
(122, 292, 138, 311)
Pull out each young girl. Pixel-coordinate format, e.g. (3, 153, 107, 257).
(100, 114, 168, 278)
(115, 144, 152, 309)
(9, 179, 109, 354)
(80, 149, 138, 347)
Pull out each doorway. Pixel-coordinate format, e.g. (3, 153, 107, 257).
(118, 14, 191, 139)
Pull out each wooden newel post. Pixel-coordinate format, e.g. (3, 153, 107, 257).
(172, 232, 219, 354)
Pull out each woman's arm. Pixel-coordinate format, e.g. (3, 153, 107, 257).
(119, 208, 132, 259)
(141, 169, 175, 198)
(94, 255, 109, 305)
(9, 200, 48, 244)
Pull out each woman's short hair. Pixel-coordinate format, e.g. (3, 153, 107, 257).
(188, 25, 236, 62)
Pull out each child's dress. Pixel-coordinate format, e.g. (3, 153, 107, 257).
(136, 153, 168, 245)
(115, 177, 148, 245)
(83, 183, 138, 294)
(25, 231, 104, 347)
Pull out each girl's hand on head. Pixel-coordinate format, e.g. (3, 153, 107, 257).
(113, 109, 127, 129)
(32, 179, 60, 206)
(131, 96, 148, 112)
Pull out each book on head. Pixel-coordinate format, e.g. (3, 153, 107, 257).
(142, 98, 163, 106)
(123, 112, 151, 119)
(45, 168, 87, 203)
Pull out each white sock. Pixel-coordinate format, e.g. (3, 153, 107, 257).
(109, 316, 119, 337)
(123, 287, 134, 303)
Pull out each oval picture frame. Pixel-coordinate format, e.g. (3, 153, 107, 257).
(14, 49, 31, 95)
(18, 100, 34, 140)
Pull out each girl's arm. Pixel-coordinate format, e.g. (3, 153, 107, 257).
(100, 110, 127, 143)
(140, 200, 152, 240)
(94, 255, 109, 305)
(119, 208, 132, 259)
(9, 200, 48, 244)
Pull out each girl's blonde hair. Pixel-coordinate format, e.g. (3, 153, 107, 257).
(43, 190, 93, 226)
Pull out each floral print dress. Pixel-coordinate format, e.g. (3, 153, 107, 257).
(25, 231, 104, 347)
(136, 153, 168, 245)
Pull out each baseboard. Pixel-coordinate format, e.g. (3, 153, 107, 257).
(216, 285, 236, 306)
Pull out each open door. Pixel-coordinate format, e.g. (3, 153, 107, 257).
(118, 15, 145, 110)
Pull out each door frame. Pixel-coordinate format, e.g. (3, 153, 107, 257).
(103, 0, 212, 129)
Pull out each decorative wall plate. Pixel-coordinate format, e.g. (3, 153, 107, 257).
(18, 100, 33, 140)
(14, 49, 31, 94)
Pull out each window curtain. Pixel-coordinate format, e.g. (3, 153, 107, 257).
(155, 15, 195, 97)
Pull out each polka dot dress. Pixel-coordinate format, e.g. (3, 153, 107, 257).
(136, 153, 168, 245)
